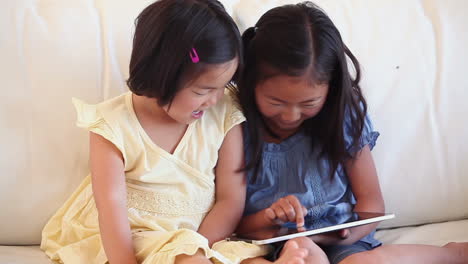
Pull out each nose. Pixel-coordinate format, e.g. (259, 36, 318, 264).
(280, 107, 301, 124)
(203, 88, 224, 108)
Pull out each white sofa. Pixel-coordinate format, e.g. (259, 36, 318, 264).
(1, 0, 467, 263)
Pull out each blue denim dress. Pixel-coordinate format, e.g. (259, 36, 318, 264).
(243, 113, 381, 262)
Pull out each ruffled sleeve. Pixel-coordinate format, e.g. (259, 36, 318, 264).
(72, 98, 124, 153)
(223, 92, 246, 135)
(343, 111, 380, 155)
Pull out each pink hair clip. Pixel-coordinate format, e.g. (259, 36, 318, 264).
(189, 47, 200, 63)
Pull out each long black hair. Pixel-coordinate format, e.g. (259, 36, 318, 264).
(127, 0, 242, 106)
(236, 1, 367, 180)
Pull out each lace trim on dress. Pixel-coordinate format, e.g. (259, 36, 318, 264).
(126, 185, 215, 216)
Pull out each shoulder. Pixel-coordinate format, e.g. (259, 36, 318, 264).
(73, 91, 135, 148)
(203, 90, 245, 135)
(73, 92, 131, 127)
(95, 92, 132, 122)
(343, 106, 380, 153)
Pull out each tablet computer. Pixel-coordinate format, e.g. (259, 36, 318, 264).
(227, 212, 395, 245)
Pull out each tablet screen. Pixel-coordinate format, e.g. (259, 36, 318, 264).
(229, 212, 394, 245)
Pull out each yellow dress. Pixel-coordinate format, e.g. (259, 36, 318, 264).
(41, 92, 268, 264)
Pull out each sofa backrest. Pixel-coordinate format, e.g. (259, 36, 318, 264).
(1, 0, 467, 245)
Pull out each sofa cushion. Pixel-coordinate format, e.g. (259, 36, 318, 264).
(375, 219, 468, 246)
(0, 246, 52, 264)
(1, 0, 468, 245)
(0, 0, 145, 245)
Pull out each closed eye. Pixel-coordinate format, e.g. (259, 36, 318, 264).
(193, 90, 210, 96)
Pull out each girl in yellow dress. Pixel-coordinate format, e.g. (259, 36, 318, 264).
(40, 0, 315, 263)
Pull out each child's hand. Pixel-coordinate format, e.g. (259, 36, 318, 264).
(264, 195, 308, 227)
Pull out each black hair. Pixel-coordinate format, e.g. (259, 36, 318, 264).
(127, 0, 242, 106)
(236, 1, 367, 180)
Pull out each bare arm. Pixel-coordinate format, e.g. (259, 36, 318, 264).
(197, 124, 247, 246)
(89, 132, 137, 264)
(236, 208, 276, 235)
(313, 145, 385, 246)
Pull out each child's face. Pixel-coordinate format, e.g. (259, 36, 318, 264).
(255, 74, 328, 138)
(163, 58, 238, 125)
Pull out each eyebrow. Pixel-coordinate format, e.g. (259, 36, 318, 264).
(267, 96, 322, 104)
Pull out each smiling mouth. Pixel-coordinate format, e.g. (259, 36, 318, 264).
(191, 110, 204, 118)
(278, 121, 302, 128)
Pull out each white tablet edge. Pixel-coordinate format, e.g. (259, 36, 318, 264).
(251, 213, 395, 245)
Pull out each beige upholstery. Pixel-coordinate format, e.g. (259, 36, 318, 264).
(1, 0, 467, 262)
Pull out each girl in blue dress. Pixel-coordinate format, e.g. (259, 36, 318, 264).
(234, 2, 468, 264)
